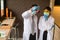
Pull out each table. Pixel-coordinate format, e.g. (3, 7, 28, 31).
(0, 18, 15, 40)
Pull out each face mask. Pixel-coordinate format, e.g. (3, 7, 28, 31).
(44, 12, 49, 20)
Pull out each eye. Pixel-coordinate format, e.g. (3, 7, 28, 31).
(44, 11, 48, 12)
(44, 9, 49, 13)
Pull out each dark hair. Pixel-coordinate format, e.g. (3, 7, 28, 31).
(44, 7, 51, 11)
(32, 4, 38, 7)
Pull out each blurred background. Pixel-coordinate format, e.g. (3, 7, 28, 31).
(0, 0, 60, 40)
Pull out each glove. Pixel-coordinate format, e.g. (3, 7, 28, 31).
(32, 11, 36, 15)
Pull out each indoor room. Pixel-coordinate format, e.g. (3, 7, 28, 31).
(0, 0, 60, 40)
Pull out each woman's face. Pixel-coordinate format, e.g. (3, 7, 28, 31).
(43, 9, 50, 16)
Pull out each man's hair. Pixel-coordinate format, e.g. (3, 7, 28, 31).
(44, 7, 51, 11)
(32, 4, 38, 7)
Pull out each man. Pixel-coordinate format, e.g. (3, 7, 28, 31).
(38, 7, 54, 40)
(22, 4, 40, 40)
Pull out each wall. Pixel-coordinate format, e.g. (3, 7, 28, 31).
(52, 6, 60, 40)
(52, 6, 60, 27)
(54, 25, 60, 40)
(6, 0, 50, 37)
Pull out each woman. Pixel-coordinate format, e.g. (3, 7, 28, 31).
(38, 7, 54, 40)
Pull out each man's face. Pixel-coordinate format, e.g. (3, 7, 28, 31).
(36, 10, 40, 13)
(31, 6, 40, 15)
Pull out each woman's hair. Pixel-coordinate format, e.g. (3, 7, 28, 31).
(44, 7, 51, 11)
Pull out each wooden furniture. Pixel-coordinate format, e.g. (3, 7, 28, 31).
(1, 17, 15, 27)
(0, 26, 11, 40)
(0, 18, 15, 40)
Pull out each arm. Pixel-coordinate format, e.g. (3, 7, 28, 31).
(38, 17, 43, 30)
(46, 18, 54, 30)
(22, 11, 32, 18)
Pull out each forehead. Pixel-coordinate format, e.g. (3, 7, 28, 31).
(44, 9, 49, 12)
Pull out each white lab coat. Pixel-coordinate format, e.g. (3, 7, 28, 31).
(38, 16, 54, 40)
(22, 10, 38, 40)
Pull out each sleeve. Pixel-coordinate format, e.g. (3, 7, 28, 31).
(46, 18, 54, 30)
(38, 17, 42, 30)
(22, 11, 32, 19)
